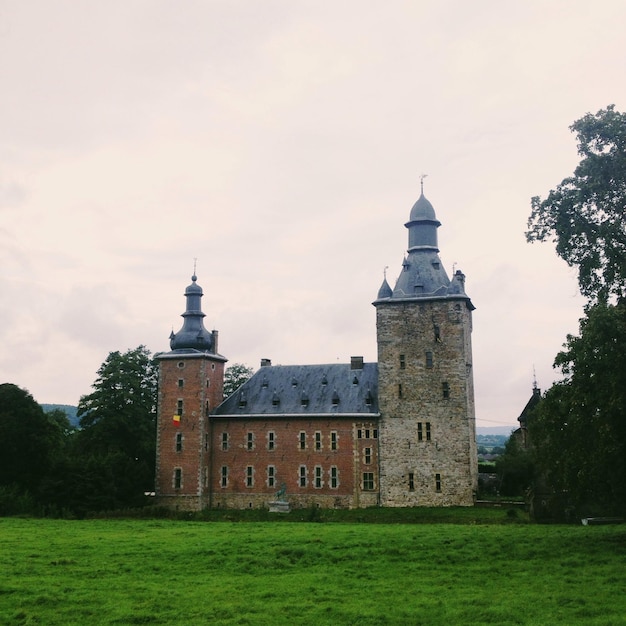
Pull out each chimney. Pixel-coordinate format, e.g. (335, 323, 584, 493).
(212, 330, 219, 353)
(350, 356, 364, 370)
(260, 358, 272, 367)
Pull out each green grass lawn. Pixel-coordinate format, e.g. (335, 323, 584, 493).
(1, 515, 625, 625)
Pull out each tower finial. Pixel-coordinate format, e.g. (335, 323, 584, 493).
(420, 173, 428, 194)
(532, 365, 538, 390)
(383, 265, 389, 280)
(192, 258, 197, 281)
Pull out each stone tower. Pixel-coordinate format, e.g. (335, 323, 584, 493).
(373, 187, 477, 506)
(155, 274, 227, 510)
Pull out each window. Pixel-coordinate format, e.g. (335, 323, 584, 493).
(220, 466, 228, 488)
(177, 361, 185, 369)
(315, 431, 322, 450)
(204, 434, 209, 452)
(330, 466, 339, 489)
(174, 467, 182, 489)
(426, 351, 433, 368)
(175, 432, 183, 452)
(299, 431, 306, 450)
(330, 431, 338, 450)
(299, 465, 307, 487)
(358, 427, 377, 439)
(408, 472, 415, 491)
(398, 383, 403, 399)
(442, 382, 450, 399)
(177, 399, 184, 416)
(178, 378, 184, 388)
(205, 400, 210, 416)
(246, 466, 254, 488)
(363, 472, 375, 491)
(399, 354, 406, 369)
(435, 473, 442, 492)
(434, 325, 441, 342)
(364, 447, 372, 464)
(221, 432, 229, 451)
(268, 431, 275, 451)
(267, 465, 276, 488)
(247, 432, 254, 450)
(418, 422, 431, 442)
(314, 466, 323, 489)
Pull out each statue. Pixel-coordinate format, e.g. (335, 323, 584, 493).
(275, 483, 287, 502)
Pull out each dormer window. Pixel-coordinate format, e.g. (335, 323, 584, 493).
(365, 390, 373, 406)
(321, 375, 328, 386)
(272, 392, 280, 407)
(238, 392, 247, 408)
(261, 377, 269, 389)
(352, 375, 359, 385)
(432, 261, 440, 270)
(291, 378, 298, 388)
(332, 390, 340, 406)
(301, 392, 309, 408)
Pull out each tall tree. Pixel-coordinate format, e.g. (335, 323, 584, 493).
(526, 106, 626, 517)
(527, 105, 626, 305)
(76, 346, 157, 504)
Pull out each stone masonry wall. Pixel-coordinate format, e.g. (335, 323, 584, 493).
(376, 298, 477, 506)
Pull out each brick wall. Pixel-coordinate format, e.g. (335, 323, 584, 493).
(155, 353, 225, 508)
(207, 417, 380, 509)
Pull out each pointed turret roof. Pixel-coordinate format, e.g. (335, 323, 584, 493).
(374, 185, 474, 309)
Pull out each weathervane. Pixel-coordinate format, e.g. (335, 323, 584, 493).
(193, 257, 198, 279)
(383, 265, 389, 279)
(420, 173, 428, 194)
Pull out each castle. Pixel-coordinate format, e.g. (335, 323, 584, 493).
(155, 187, 478, 510)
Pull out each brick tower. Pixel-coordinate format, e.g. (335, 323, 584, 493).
(155, 274, 227, 510)
(373, 185, 477, 506)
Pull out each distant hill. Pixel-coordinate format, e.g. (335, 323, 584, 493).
(42, 404, 80, 428)
(476, 426, 517, 436)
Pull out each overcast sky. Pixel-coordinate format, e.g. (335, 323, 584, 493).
(2, 1, 624, 431)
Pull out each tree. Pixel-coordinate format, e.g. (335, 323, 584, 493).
(223, 363, 254, 399)
(529, 302, 626, 516)
(0, 384, 65, 513)
(75, 346, 157, 506)
(526, 105, 626, 305)
(495, 435, 534, 498)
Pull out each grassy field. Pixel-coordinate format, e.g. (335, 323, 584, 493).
(1, 513, 625, 625)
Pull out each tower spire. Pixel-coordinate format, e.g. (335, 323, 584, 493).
(169, 273, 215, 352)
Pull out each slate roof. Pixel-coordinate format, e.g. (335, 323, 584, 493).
(374, 191, 474, 309)
(214, 362, 379, 417)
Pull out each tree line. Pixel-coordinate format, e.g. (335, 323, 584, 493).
(0, 349, 252, 517)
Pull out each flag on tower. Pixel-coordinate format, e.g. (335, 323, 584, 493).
(173, 414, 181, 427)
